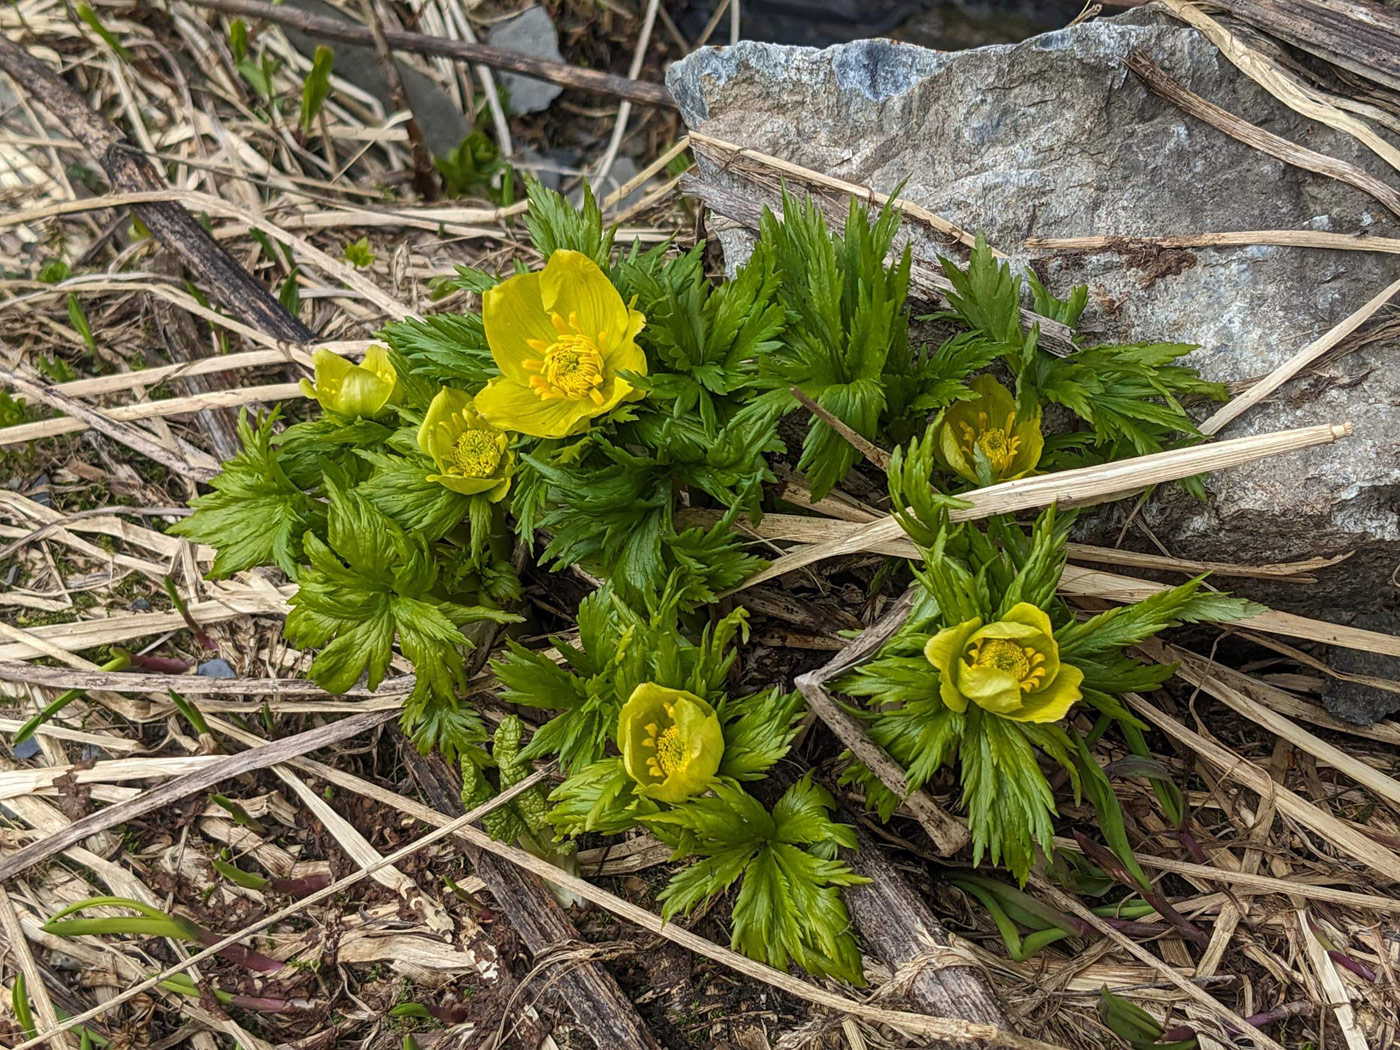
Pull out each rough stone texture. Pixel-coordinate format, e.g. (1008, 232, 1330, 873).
(487, 6, 565, 115)
(1322, 611, 1400, 723)
(668, 10, 1400, 716)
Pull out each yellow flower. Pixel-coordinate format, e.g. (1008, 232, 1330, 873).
(934, 375, 1043, 485)
(474, 250, 646, 439)
(618, 683, 724, 803)
(924, 603, 1083, 723)
(300, 345, 397, 419)
(417, 386, 514, 500)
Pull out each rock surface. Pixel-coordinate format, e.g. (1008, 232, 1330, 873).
(668, 10, 1400, 716)
(487, 6, 565, 115)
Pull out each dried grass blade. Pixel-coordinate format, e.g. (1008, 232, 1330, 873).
(1123, 692, 1400, 883)
(1200, 275, 1400, 434)
(1161, 0, 1400, 176)
(728, 422, 1348, 593)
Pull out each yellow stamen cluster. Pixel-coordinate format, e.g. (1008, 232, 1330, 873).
(969, 637, 1048, 693)
(449, 429, 505, 478)
(959, 411, 1022, 476)
(641, 702, 686, 778)
(523, 312, 608, 404)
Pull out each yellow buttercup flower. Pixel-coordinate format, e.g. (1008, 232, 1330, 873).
(475, 250, 646, 439)
(934, 375, 1043, 485)
(618, 683, 724, 804)
(300, 345, 397, 419)
(417, 386, 514, 500)
(924, 602, 1083, 723)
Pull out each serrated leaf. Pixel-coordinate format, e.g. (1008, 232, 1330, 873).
(169, 411, 313, 578)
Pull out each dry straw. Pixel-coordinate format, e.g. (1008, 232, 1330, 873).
(729, 421, 1349, 591)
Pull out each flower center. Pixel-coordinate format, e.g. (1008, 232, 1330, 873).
(523, 312, 608, 405)
(959, 412, 1021, 476)
(448, 429, 504, 478)
(969, 638, 1048, 692)
(641, 710, 686, 779)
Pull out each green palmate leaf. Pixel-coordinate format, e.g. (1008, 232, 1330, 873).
(959, 708, 1071, 883)
(276, 416, 393, 491)
(523, 176, 613, 268)
(717, 688, 803, 782)
(283, 482, 517, 739)
(169, 410, 314, 578)
(623, 242, 784, 405)
(1056, 577, 1261, 660)
(298, 45, 334, 134)
(650, 779, 866, 982)
(527, 440, 670, 604)
(356, 449, 474, 541)
(937, 234, 1023, 348)
(1027, 270, 1088, 328)
(343, 236, 375, 268)
(380, 312, 495, 388)
(753, 188, 910, 501)
(548, 757, 655, 836)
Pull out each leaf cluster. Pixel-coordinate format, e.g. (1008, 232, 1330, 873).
(837, 495, 1257, 883)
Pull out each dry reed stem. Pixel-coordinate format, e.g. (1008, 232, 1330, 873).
(729, 422, 1349, 592)
(689, 131, 982, 251)
(1124, 50, 1400, 218)
(1160, 0, 1400, 176)
(1025, 229, 1400, 255)
(1200, 275, 1400, 434)
(1, 767, 553, 1050)
(1123, 692, 1400, 882)
(1154, 641, 1400, 810)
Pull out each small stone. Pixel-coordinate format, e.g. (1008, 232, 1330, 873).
(197, 658, 236, 679)
(28, 473, 52, 508)
(1322, 612, 1400, 724)
(12, 737, 39, 760)
(487, 6, 565, 115)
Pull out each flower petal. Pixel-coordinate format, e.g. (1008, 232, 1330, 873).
(924, 618, 981, 675)
(1006, 664, 1084, 723)
(340, 369, 394, 418)
(1012, 404, 1044, 478)
(967, 373, 1016, 417)
(540, 250, 628, 346)
(482, 271, 557, 383)
(997, 603, 1054, 637)
(957, 665, 1024, 713)
(418, 386, 475, 462)
(618, 683, 670, 789)
(473, 375, 591, 439)
(425, 471, 505, 497)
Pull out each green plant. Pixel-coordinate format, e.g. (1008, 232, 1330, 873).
(298, 45, 333, 135)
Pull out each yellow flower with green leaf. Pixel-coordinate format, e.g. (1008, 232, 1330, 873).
(619, 683, 723, 803)
(300, 345, 398, 419)
(475, 249, 646, 439)
(417, 386, 514, 500)
(935, 374, 1043, 485)
(924, 602, 1082, 723)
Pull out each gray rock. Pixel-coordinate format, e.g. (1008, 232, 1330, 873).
(487, 6, 564, 115)
(1321, 611, 1400, 722)
(197, 658, 236, 679)
(12, 737, 39, 760)
(667, 10, 1400, 615)
(280, 0, 471, 157)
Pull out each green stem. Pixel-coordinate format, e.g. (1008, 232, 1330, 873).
(14, 653, 129, 746)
